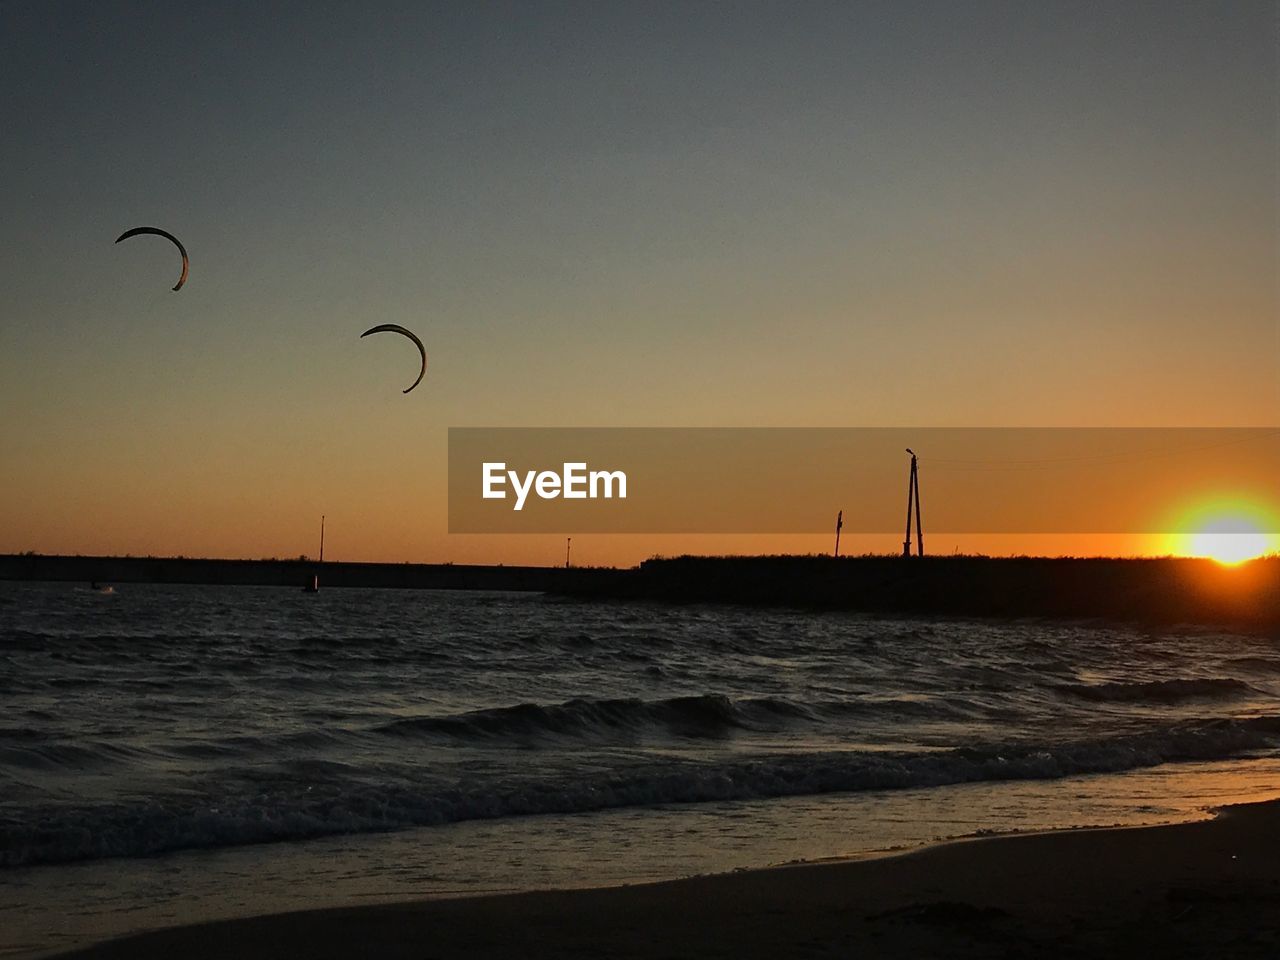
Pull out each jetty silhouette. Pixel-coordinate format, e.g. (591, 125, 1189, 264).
(4, 552, 1276, 629)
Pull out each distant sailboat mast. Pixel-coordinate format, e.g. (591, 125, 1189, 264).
(304, 515, 324, 593)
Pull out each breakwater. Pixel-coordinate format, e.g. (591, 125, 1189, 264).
(558, 554, 1280, 628)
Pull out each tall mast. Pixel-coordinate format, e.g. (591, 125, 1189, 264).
(904, 449, 916, 557)
(319, 515, 325, 564)
(913, 460, 923, 557)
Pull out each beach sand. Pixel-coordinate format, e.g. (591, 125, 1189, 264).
(56, 799, 1280, 959)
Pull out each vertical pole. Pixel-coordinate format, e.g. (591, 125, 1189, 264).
(566, 537, 572, 569)
(904, 449, 915, 557)
(834, 510, 843, 558)
(913, 458, 923, 557)
(319, 515, 325, 564)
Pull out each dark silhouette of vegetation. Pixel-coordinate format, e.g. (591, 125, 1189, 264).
(558, 554, 1280, 629)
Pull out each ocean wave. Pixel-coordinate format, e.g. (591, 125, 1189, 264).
(7, 714, 1280, 868)
(1053, 677, 1258, 704)
(1224, 656, 1280, 676)
(0, 739, 161, 773)
(375, 694, 817, 742)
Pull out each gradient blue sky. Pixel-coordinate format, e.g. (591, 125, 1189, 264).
(1, 1, 1275, 564)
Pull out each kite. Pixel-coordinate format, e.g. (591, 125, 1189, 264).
(115, 227, 189, 291)
(360, 324, 427, 394)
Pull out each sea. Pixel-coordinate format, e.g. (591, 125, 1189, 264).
(3, 580, 1280, 957)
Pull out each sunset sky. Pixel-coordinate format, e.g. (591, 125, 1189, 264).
(1, 1, 1275, 567)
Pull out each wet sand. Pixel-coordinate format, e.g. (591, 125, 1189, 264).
(56, 799, 1280, 959)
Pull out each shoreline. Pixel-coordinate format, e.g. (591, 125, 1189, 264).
(54, 798, 1280, 959)
(15, 758, 1277, 960)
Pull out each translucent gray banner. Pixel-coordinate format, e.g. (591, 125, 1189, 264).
(448, 428, 1279, 534)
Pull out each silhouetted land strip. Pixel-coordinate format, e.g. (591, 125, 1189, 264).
(563, 555, 1279, 628)
(0, 553, 603, 593)
(3, 553, 1275, 627)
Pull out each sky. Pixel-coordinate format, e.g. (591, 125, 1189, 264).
(1, 1, 1276, 566)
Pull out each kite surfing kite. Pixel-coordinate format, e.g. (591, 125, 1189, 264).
(360, 324, 427, 394)
(115, 227, 189, 291)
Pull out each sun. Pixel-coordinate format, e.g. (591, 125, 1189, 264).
(1184, 525, 1272, 565)
(1163, 500, 1279, 565)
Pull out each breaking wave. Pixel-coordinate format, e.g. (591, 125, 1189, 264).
(6, 714, 1280, 868)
